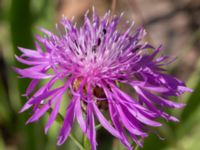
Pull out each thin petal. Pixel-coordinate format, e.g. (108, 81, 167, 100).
(57, 99, 76, 145)
(44, 92, 63, 134)
(92, 102, 121, 138)
(18, 47, 41, 58)
(14, 66, 52, 79)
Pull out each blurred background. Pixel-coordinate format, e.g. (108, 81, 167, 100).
(0, 0, 200, 149)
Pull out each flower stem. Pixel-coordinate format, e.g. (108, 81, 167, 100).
(131, 142, 140, 150)
(135, 144, 140, 150)
(69, 133, 86, 150)
(47, 109, 86, 150)
(83, 134, 91, 150)
(95, 123, 102, 130)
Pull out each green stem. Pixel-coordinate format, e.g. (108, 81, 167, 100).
(83, 134, 90, 150)
(131, 142, 140, 150)
(95, 123, 102, 130)
(69, 133, 86, 150)
(135, 144, 140, 150)
(95, 120, 112, 130)
(47, 110, 86, 150)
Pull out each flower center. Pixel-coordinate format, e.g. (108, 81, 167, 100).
(72, 78, 108, 110)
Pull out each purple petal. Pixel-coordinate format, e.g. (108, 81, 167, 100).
(92, 102, 121, 138)
(45, 78, 73, 133)
(28, 85, 64, 105)
(109, 102, 133, 150)
(18, 47, 42, 58)
(115, 103, 148, 137)
(14, 66, 52, 79)
(15, 55, 47, 65)
(75, 97, 90, 138)
(26, 101, 51, 124)
(87, 104, 97, 150)
(57, 99, 76, 145)
(24, 79, 40, 97)
(44, 92, 63, 134)
(140, 88, 185, 108)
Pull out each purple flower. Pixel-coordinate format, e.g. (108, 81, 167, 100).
(15, 10, 192, 150)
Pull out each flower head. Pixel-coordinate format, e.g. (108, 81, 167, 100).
(15, 10, 192, 150)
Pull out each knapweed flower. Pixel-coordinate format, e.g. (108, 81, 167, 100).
(15, 10, 191, 150)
